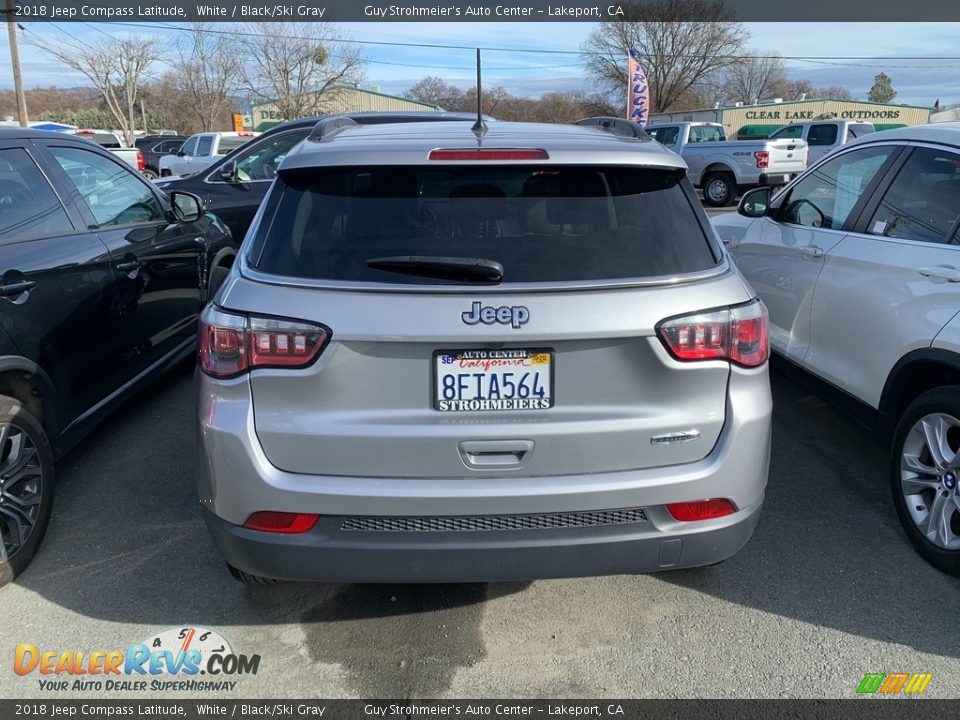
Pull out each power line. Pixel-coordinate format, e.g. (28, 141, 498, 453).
(93, 20, 960, 62)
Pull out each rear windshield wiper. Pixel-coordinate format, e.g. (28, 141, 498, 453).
(366, 256, 504, 283)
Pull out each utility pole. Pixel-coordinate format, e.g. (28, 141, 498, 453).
(4, 0, 28, 126)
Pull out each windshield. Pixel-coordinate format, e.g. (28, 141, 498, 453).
(249, 165, 719, 284)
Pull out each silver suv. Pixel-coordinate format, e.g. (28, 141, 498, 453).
(713, 122, 960, 576)
(196, 117, 772, 583)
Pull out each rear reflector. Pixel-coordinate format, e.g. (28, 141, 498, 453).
(199, 306, 329, 378)
(243, 511, 319, 534)
(666, 499, 737, 522)
(657, 300, 769, 368)
(429, 148, 549, 161)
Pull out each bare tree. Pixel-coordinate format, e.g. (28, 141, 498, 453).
(723, 53, 788, 104)
(233, 22, 364, 121)
(407, 76, 467, 111)
(777, 78, 852, 101)
(173, 23, 238, 132)
(463, 85, 513, 116)
(581, 0, 747, 113)
(32, 33, 158, 144)
(817, 85, 852, 101)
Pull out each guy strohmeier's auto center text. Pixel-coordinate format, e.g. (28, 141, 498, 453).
(16, 3, 627, 20)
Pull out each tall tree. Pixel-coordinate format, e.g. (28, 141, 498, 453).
(173, 23, 238, 132)
(31, 33, 159, 144)
(580, 0, 747, 113)
(868, 72, 897, 103)
(233, 22, 364, 121)
(722, 53, 787, 104)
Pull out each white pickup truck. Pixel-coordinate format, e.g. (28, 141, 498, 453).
(159, 131, 260, 178)
(646, 121, 808, 206)
(767, 119, 876, 165)
(73, 129, 144, 173)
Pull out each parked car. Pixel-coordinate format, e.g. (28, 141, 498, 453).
(158, 131, 261, 178)
(155, 111, 493, 241)
(712, 122, 960, 575)
(134, 134, 186, 180)
(73, 129, 144, 173)
(768, 119, 876, 164)
(0, 128, 237, 585)
(196, 116, 772, 584)
(646, 121, 808, 207)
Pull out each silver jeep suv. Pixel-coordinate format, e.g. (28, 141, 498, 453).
(196, 117, 772, 583)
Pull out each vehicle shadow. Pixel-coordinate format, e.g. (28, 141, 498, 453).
(661, 369, 960, 658)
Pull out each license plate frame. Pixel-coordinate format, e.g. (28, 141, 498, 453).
(432, 348, 554, 412)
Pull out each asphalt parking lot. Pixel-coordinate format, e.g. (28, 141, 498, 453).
(1, 358, 958, 700)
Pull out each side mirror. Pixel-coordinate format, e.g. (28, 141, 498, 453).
(170, 191, 202, 223)
(219, 159, 239, 183)
(738, 187, 772, 218)
(177, 150, 187, 157)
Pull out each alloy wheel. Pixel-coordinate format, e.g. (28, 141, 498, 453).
(0, 423, 44, 563)
(900, 412, 960, 550)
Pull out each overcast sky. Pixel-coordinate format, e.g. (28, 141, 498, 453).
(2, 22, 959, 108)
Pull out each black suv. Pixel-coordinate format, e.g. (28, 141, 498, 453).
(135, 134, 186, 180)
(155, 112, 484, 241)
(0, 129, 236, 583)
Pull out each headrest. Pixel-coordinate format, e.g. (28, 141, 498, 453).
(352, 170, 420, 198)
(448, 184, 508, 220)
(546, 197, 607, 227)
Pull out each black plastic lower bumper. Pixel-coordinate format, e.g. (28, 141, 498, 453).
(203, 505, 762, 583)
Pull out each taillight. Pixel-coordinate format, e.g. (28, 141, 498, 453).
(243, 511, 319, 533)
(199, 307, 329, 378)
(428, 148, 549, 161)
(754, 151, 769, 169)
(136, 150, 145, 172)
(666, 499, 737, 522)
(657, 300, 768, 368)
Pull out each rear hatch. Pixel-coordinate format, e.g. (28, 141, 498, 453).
(223, 162, 752, 478)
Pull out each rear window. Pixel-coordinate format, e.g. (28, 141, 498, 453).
(250, 165, 719, 284)
(79, 133, 122, 148)
(219, 137, 252, 154)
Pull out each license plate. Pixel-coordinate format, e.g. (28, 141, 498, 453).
(433, 349, 553, 412)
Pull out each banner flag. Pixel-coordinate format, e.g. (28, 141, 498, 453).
(628, 49, 650, 127)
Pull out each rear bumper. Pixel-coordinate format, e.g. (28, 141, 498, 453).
(203, 500, 762, 583)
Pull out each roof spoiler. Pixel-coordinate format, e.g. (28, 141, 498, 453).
(308, 116, 359, 142)
(574, 117, 651, 140)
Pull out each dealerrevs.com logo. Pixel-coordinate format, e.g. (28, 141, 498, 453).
(14, 626, 260, 692)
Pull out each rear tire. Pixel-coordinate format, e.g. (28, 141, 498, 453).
(702, 172, 736, 207)
(890, 387, 960, 576)
(0, 397, 55, 588)
(142, 167, 158, 180)
(226, 563, 278, 585)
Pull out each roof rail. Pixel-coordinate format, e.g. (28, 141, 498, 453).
(308, 116, 359, 142)
(574, 116, 651, 140)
